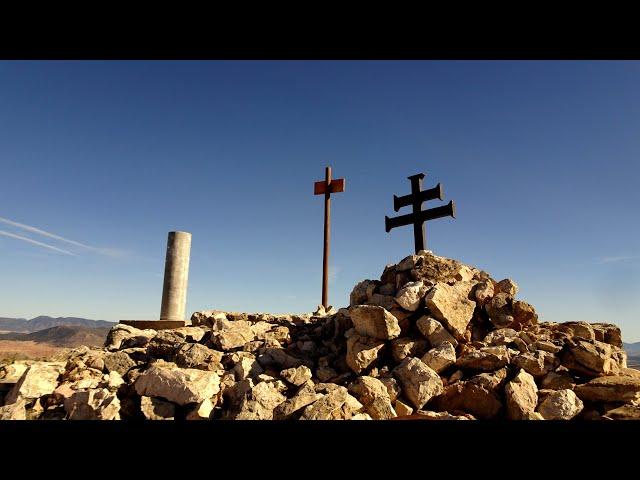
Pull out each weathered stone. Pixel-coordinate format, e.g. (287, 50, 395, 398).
(512, 301, 538, 329)
(541, 369, 575, 390)
(604, 404, 640, 420)
(416, 316, 458, 348)
(274, 381, 323, 419)
(103, 351, 136, 376)
(486, 293, 514, 329)
(533, 340, 562, 354)
(537, 389, 583, 420)
(474, 280, 494, 305)
(394, 281, 427, 312)
(134, 364, 220, 406)
(174, 343, 223, 371)
(425, 283, 476, 339)
(431, 381, 502, 420)
(456, 346, 510, 371)
(234, 381, 287, 420)
(394, 399, 413, 416)
(346, 334, 385, 374)
(393, 357, 443, 410)
(104, 324, 156, 351)
(556, 322, 595, 341)
(574, 376, 640, 403)
(280, 365, 312, 386)
(379, 376, 401, 402)
(211, 320, 255, 351)
(421, 341, 456, 374)
(564, 340, 624, 375)
(468, 368, 508, 391)
(257, 348, 302, 370)
(513, 350, 559, 378)
(350, 280, 379, 306)
(390, 337, 429, 363)
(484, 328, 518, 346)
(397, 254, 422, 272)
(414, 410, 475, 420)
(505, 369, 538, 420)
(5, 362, 64, 404)
(186, 398, 215, 420)
(233, 357, 264, 381)
(300, 386, 363, 420)
(140, 396, 175, 420)
(0, 398, 27, 420)
(368, 293, 397, 311)
(64, 388, 121, 420)
(496, 278, 518, 297)
(348, 376, 396, 419)
(349, 305, 401, 340)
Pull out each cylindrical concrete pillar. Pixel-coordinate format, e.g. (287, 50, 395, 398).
(160, 231, 192, 321)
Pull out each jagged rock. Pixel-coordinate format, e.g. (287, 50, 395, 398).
(140, 396, 175, 420)
(563, 340, 624, 375)
(300, 386, 363, 420)
(349, 305, 401, 340)
(0, 398, 27, 420)
(533, 340, 562, 354)
(394, 399, 413, 416)
(432, 381, 502, 420)
(274, 381, 323, 419)
(505, 369, 538, 420)
(556, 322, 595, 342)
(390, 337, 429, 363)
(591, 324, 622, 347)
(537, 389, 583, 420)
(512, 350, 559, 378)
(541, 368, 575, 390)
(0, 361, 31, 384)
(421, 342, 456, 374)
(367, 293, 397, 311)
(346, 334, 385, 374)
(211, 320, 255, 351)
(174, 343, 223, 371)
(5, 362, 64, 405)
(484, 328, 518, 346)
(103, 351, 137, 376)
(348, 376, 397, 419)
(134, 364, 220, 406)
(474, 280, 494, 305)
(64, 388, 120, 420)
(416, 316, 458, 348)
(425, 283, 476, 339)
(379, 376, 400, 402)
(512, 301, 538, 329)
(280, 366, 312, 386)
(257, 348, 302, 370)
(104, 324, 156, 351)
(456, 346, 510, 371)
(604, 404, 640, 420)
(233, 357, 264, 381)
(574, 376, 640, 403)
(496, 279, 518, 297)
(186, 398, 215, 420)
(414, 410, 475, 420)
(350, 280, 379, 306)
(468, 368, 508, 391)
(393, 357, 443, 410)
(394, 281, 427, 311)
(233, 381, 287, 420)
(486, 293, 514, 329)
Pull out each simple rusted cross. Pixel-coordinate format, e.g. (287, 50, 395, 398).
(385, 173, 455, 254)
(314, 166, 345, 309)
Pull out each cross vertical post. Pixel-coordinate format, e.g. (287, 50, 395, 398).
(408, 173, 426, 254)
(314, 166, 345, 309)
(322, 166, 331, 308)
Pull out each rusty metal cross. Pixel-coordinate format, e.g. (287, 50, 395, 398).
(385, 173, 455, 253)
(314, 166, 345, 309)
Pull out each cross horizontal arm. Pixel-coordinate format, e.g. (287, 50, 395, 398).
(314, 178, 346, 195)
(393, 183, 444, 212)
(385, 200, 456, 232)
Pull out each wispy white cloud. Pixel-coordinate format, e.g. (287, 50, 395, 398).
(0, 216, 127, 258)
(0, 230, 76, 256)
(329, 265, 341, 282)
(599, 255, 640, 264)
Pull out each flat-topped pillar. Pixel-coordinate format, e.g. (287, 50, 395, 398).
(160, 231, 192, 322)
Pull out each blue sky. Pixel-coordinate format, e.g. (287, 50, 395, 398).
(1, 61, 639, 341)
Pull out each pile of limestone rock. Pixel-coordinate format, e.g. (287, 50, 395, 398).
(1, 250, 639, 420)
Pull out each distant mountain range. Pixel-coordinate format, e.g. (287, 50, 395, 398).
(0, 325, 111, 348)
(0, 316, 115, 333)
(623, 342, 640, 356)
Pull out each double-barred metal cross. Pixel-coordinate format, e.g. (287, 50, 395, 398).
(385, 173, 455, 253)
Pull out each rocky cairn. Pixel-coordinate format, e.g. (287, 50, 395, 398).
(2, 250, 639, 420)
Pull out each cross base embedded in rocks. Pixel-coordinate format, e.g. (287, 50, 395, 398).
(1, 250, 638, 420)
